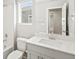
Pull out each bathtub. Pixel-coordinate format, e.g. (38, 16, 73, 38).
(3, 46, 14, 59)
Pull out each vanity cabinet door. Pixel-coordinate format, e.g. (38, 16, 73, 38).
(31, 52, 38, 59)
(30, 52, 39, 59)
(38, 54, 44, 59)
(44, 55, 56, 59)
(27, 51, 42, 59)
(27, 52, 31, 59)
(31, 52, 44, 59)
(27, 51, 45, 59)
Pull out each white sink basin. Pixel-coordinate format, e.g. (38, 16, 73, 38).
(39, 39, 63, 47)
(38, 39, 74, 51)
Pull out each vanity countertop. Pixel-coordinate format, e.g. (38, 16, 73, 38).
(26, 36, 75, 55)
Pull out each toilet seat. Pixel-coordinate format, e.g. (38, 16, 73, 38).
(7, 50, 24, 59)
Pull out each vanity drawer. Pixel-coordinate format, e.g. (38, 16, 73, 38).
(27, 43, 75, 59)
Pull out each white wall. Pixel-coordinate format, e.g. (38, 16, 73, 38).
(16, 0, 35, 38)
(16, 0, 75, 40)
(3, 0, 15, 48)
(34, 0, 75, 40)
(34, 0, 66, 33)
(17, 23, 34, 38)
(68, 0, 75, 40)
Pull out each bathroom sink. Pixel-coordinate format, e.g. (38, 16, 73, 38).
(38, 39, 74, 51)
(38, 39, 63, 47)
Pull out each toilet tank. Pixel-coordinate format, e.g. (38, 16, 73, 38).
(17, 38, 27, 51)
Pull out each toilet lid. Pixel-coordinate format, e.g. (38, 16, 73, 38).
(7, 50, 24, 59)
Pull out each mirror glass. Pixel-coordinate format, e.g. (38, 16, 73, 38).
(18, 0, 32, 23)
(48, 3, 69, 36)
(48, 8, 62, 35)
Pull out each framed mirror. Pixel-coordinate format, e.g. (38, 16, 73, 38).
(48, 3, 69, 36)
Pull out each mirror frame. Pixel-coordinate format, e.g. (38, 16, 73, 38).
(47, 3, 69, 37)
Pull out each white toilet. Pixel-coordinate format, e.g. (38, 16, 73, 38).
(7, 38, 27, 59)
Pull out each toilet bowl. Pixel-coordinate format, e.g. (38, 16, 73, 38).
(7, 50, 23, 59)
(7, 38, 27, 59)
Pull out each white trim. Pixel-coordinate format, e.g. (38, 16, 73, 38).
(47, 6, 62, 10)
(18, 2, 32, 24)
(18, 3, 22, 23)
(47, 6, 62, 34)
(19, 23, 32, 25)
(47, 5, 67, 37)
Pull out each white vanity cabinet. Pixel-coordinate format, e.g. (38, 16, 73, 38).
(27, 51, 53, 59)
(27, 43, 75, 59)
(27, 51, 41, 59)
(27, 51, 37, 59)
